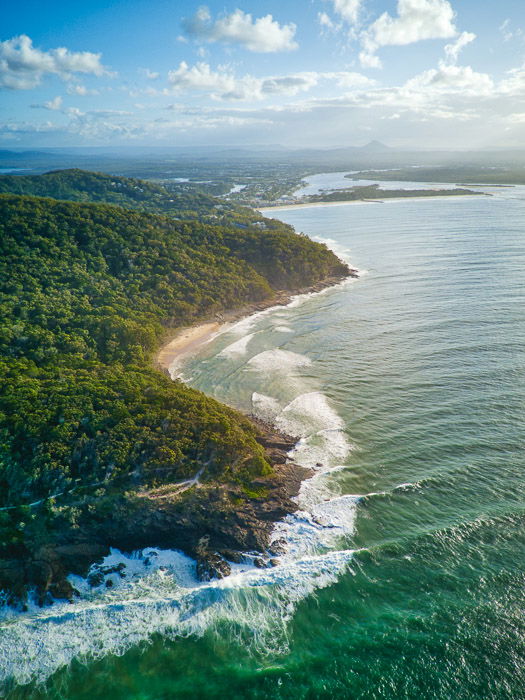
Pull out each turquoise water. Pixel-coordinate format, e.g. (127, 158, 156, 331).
(4, 181, 525, 698)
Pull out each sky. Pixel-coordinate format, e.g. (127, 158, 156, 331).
(1, 0, 525, 149)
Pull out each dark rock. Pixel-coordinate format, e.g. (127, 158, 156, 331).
(268, 538, 287, 556)
(87, 571, 104, 587)
(0, 559, 27, 602)
(196, 552, 231, 581)
(54, 543, 109, 577)
(195, 536, 231, 581)
(100, 562, 126, 578)
(220, 549, 244, 564)
(265, 449, 288, 464)
(50, 578, 77, 601)
(253, 558, 267, 569)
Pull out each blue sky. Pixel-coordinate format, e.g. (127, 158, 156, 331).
(1, 0, 525, 148)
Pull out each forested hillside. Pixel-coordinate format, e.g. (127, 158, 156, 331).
(0, 188, 349, 599)
(0, 169, 232, 221)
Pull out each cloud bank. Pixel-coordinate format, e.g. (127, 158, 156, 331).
(167, 62, 373, 101)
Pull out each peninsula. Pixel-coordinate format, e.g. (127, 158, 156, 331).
(0, 170, 355, 603)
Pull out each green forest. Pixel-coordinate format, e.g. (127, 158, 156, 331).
(0, 171, 348, 595)
(0, 168, 263, 222)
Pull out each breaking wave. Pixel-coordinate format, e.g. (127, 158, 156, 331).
(0, 547, 355, 687)
(247, 349, 312, 372)
(218, 332, 255, 358)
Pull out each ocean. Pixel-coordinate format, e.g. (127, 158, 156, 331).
(3, 174, 525, 698)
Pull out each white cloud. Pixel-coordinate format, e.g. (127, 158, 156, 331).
(499, 19, 523, 43)
(370, 0, 456, 46)
(167, 62, 373, 101)
(260, 74, 319, 96)
(360, 0, 458, 67)
(359, 48, 382, 69)
(328, 0, 363, 25)
(65, 107, 86, 117)
(139, 68, 160, 80)
(168, 62, 239, 96)
(0, 35, 109, 90)
(500, 19, 512, 42)
(167, 61, 314, 100)
(318, 12, 336, 31)
(405, 63, 494, 97)
(182, 7, 297, 52)
(66, 83, 99, 96)
(444, 31, 476, 64)
(330, 71, 376, 88)
(499, 66, 525, 95)
(31, 95, 63, 111)
(6, 58, 525, 149)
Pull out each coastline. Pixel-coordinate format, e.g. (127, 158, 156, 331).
(144, 269, 359, 576)
(258, 192, 487, 213)
(155, 271, 357, 376)
(156, 321, 221, 374)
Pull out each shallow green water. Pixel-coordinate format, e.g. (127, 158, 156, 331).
(8, 181, 525, 698)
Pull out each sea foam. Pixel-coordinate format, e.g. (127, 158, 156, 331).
(0, 548, 354, 687)
(275, 391, 344, 437)
(247, 349, 312, 372)
(218, 332, 255, 358)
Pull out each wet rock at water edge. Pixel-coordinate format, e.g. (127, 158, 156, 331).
(195, 535, 232, 581)
(196, 552, 232, 581)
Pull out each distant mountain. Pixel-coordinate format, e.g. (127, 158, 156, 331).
(359, 140, 390, 152)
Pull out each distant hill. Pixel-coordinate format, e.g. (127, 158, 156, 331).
(359, 140, 390, 152)
(0, 168, 225, 220)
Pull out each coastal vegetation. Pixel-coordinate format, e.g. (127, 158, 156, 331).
(302, 183, 482, 203)
(0, 173, 349, 601)
(345, 167, 524, 185)
(0, 169, 234, 221)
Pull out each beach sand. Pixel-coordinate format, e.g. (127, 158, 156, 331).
(258, 192, 487, 214)
(154, 272, 357, 376)
(156, 322, 221, 374)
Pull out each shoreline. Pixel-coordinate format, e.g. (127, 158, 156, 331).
(258, 192, 487, 212)
(145, 270, 358, 577)
(155, 271, 357, 376)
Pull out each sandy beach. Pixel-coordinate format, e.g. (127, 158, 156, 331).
(258, 193, 486, 214)
(156, 321, 222, 374)
(154, 272, 357, 376)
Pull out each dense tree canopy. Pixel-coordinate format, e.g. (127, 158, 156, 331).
(0, 176, 347, 565)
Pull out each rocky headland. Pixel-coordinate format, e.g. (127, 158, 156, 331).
(0, 269, 357, 607)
